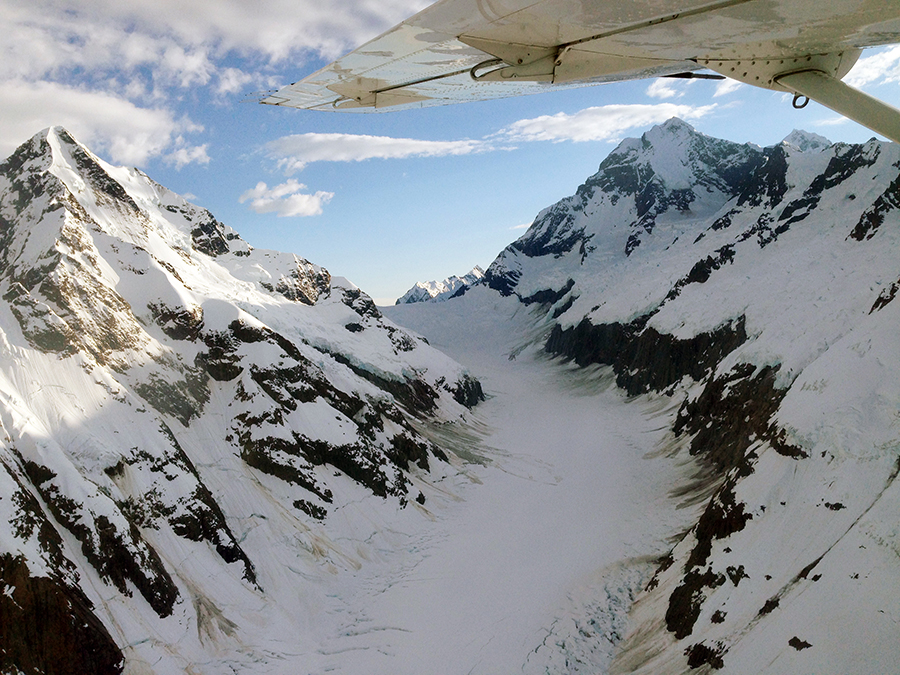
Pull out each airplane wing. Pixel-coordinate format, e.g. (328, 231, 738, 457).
(262, 0, 900, 141)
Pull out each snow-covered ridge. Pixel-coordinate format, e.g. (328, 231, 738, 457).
(781, 128, 832, 153)
(0, 127, 483, 672)
(395, 265, 484, 304)
(454, 118, 900, 674)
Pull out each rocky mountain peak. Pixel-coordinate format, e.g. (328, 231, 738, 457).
(600, 118, 745, 188)
(781, 129, 832, 152)
(484, 118, 900, 310)
(641, 115, 699, 145)
(481, 119, 763, 293)
(395, 265, 485, 304)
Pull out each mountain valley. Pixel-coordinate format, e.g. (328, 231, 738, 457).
(2, 120, 899, 674)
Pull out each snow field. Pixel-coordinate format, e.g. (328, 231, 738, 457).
(351, 292, 704, 674)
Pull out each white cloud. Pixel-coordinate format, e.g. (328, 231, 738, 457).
(0, 79, 205, 166)
(166, 143, 211, 169)
(498, 104, 717, 143)
(266, 133, 491, 173)
(845, 45, 900, 87)
(0, 0, 431, 160)
(1, 0, 430, 81)
(510, 223, 531, 230)
(239, 179, 334, 217)
(260, 105, 720, 178)
(161, 45, 214, 88)
(814, 116, 850, 127)
(248, 105, 722, 220)
(645, 79, 681, 99)
(713, 78, 743, 97)
(217, 68, 254, 95)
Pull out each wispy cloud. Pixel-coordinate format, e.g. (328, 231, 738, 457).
(0, 0, 430, 159)
(248, 103, 720, 217)
(813, 116, 851, 127)
(266, 133, 491, 173)
(845, 45, 900, 87)
(165, 142, 211, 169)
(645, 79, 682, 100)
(217, 67, 254, 95)
(0, 1, 429, 82)
(497, 104, 717, 143)
(713, 78, 743, 97)
(239, 179, 334, 217)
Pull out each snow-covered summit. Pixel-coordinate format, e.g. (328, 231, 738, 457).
(483, 118, 765, 295)
(395, 265, 484, 304)
(0, 127, 483, 672)
(781, 128, 832, 152)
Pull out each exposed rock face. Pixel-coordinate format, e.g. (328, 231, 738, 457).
(475, 119, 900, 673)
(545, 315, 747, 396)
(0, 128, 482, 672)
(0, 553, 124, 675)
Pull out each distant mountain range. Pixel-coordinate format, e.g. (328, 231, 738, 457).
(395, 265, 484, 304)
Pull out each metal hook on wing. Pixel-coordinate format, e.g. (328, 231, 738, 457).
(792, 93, 810, 109)
(471, 58, 506, 80)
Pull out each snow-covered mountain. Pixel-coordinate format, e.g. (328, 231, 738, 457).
(389, 119, 900, 674)
(5, 118, 900, 675)
(0, 128, 484, 673)
(394, 265, 484, 304)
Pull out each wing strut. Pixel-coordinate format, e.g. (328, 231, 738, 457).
(776, 70, 900, 144)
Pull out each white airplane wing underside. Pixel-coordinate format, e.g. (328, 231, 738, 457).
(261, 0, 900, 140)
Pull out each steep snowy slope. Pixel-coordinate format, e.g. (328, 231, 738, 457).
(391, 119, 900, 674)
(394, 265, 484, 304)
(0, 128, 484, 674)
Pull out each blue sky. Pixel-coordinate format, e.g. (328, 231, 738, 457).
(3, 1, 900, 304)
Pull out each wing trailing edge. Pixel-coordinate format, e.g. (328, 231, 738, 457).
(261, 0, 900, 140)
